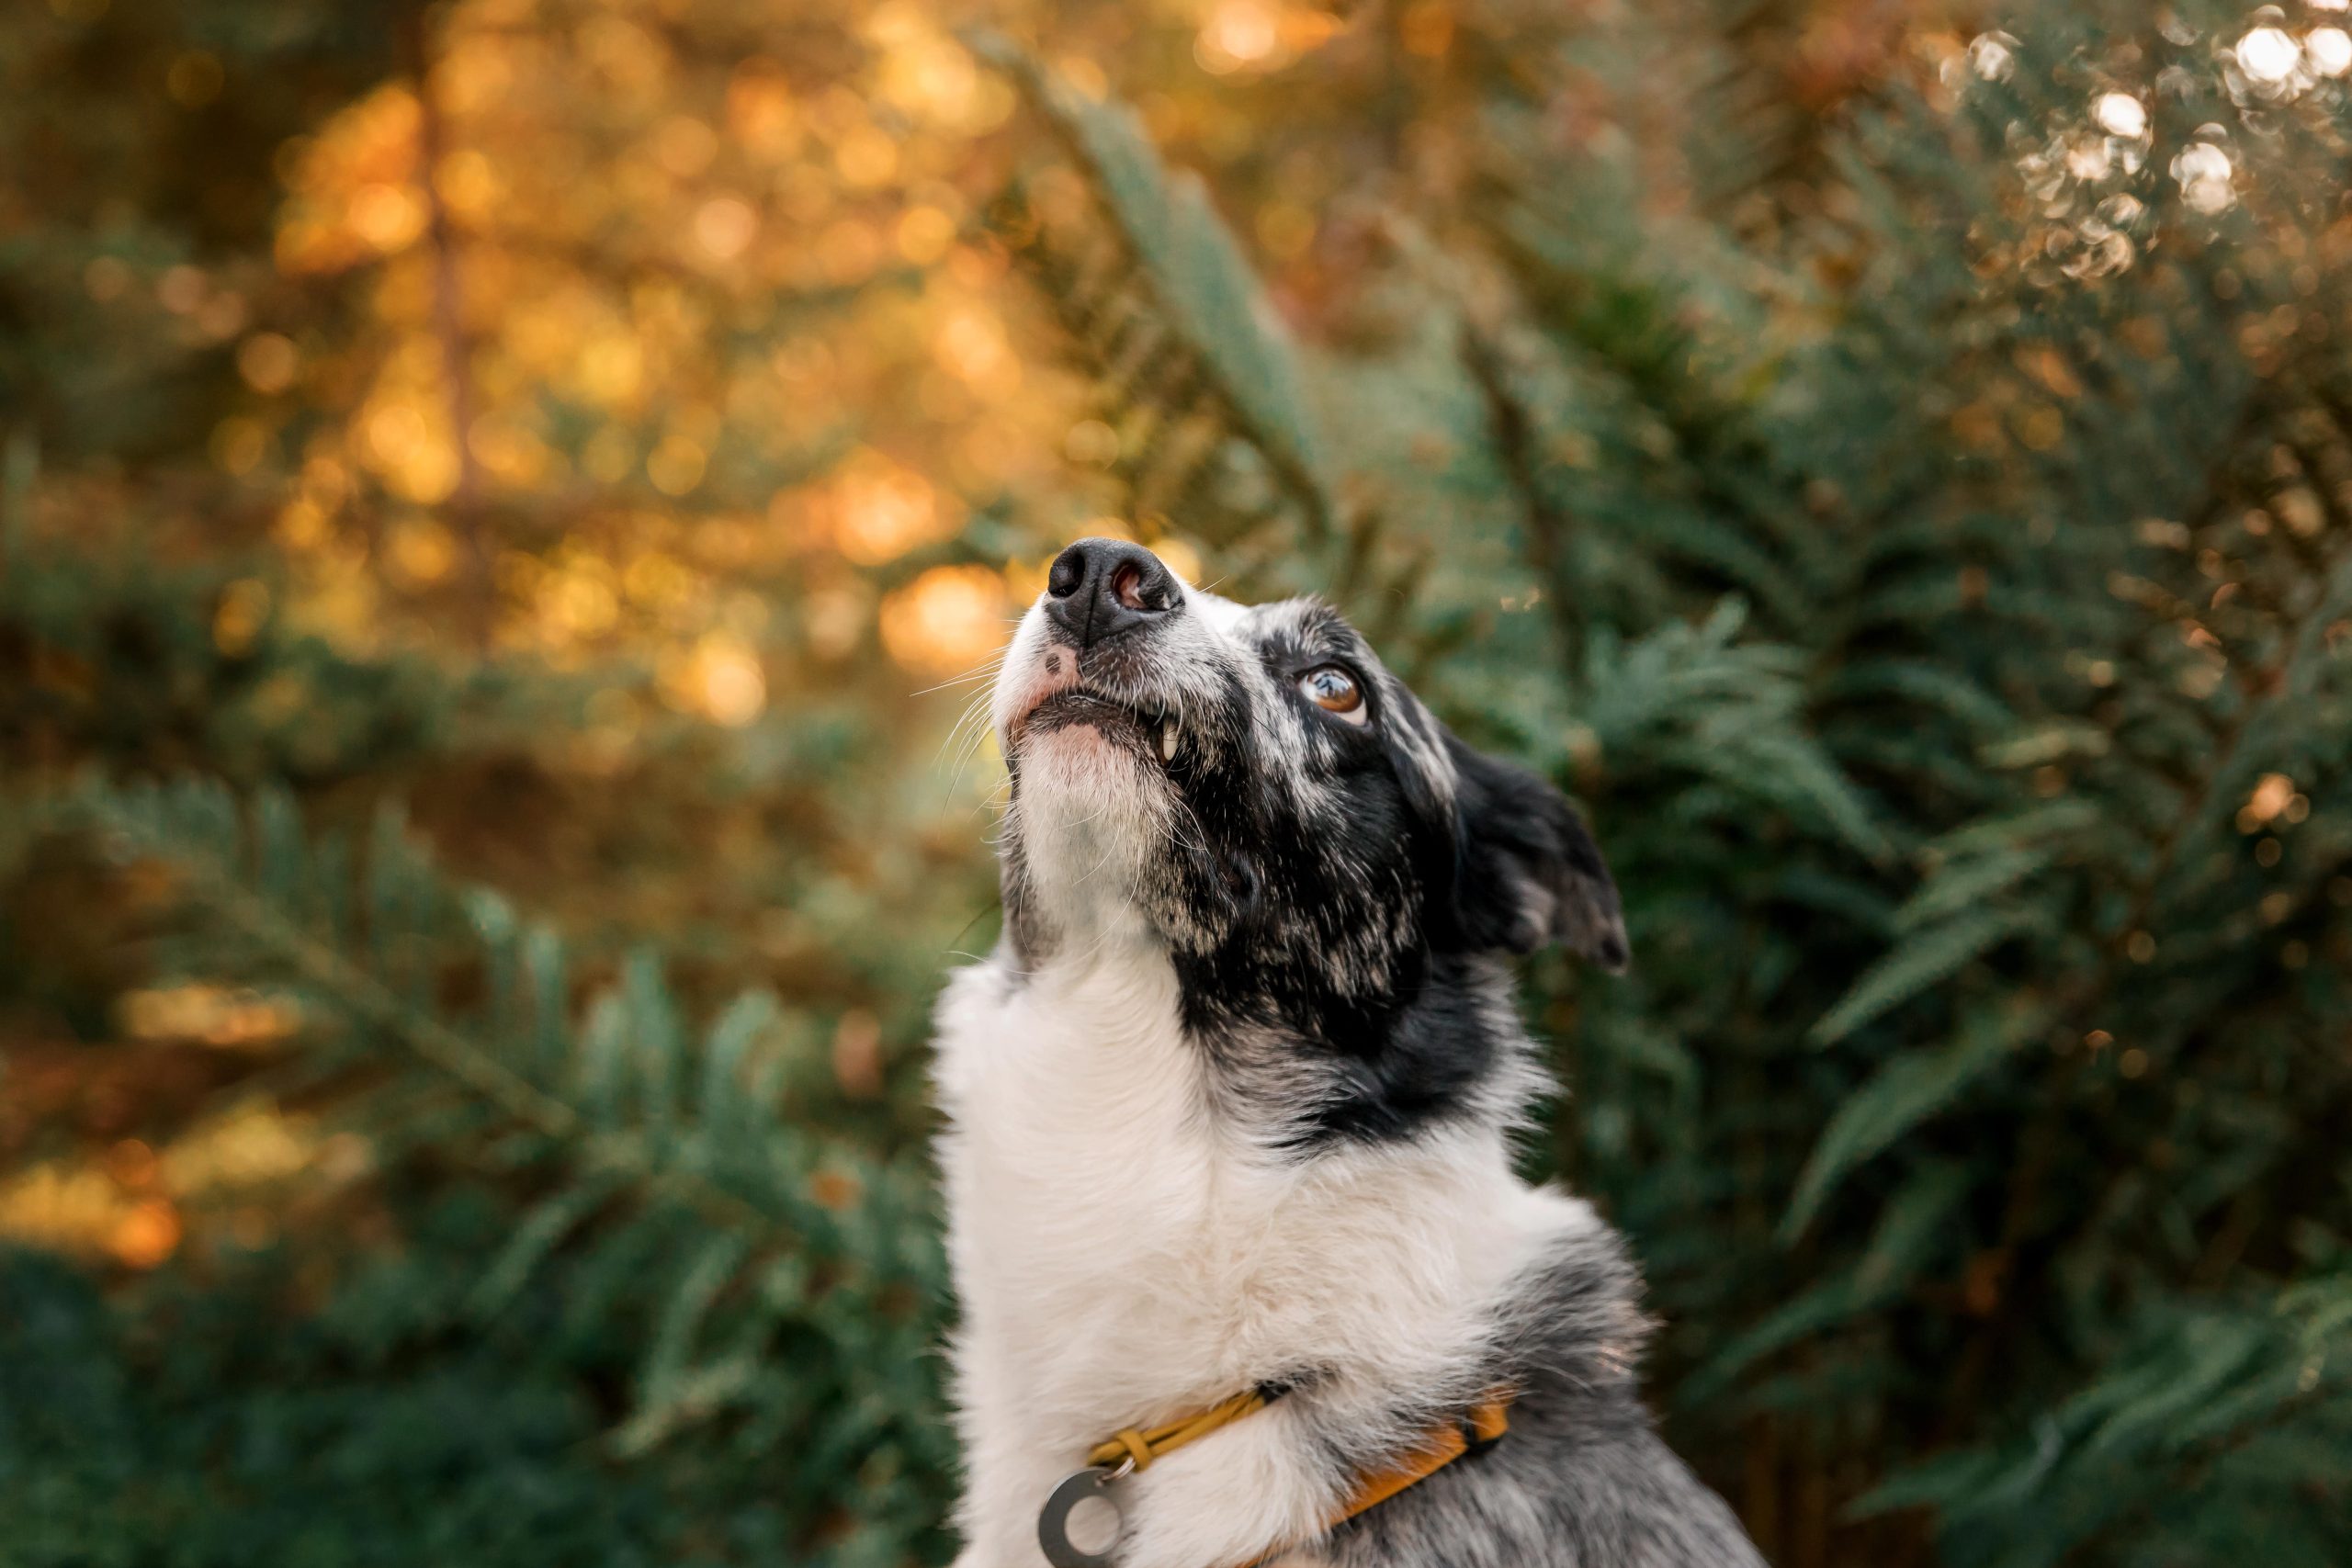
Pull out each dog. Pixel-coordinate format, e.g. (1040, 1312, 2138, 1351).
(932, 538, 1764, 1568)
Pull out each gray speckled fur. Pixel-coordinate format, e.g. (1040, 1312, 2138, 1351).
(1329, 1230, 1763, 1568)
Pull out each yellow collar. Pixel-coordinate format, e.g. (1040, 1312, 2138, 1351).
(1038, 1388, 1513, 1568)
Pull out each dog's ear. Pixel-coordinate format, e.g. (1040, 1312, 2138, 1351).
(1442, 732, 1628, 971)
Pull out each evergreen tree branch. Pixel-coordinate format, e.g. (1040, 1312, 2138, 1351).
(1462, 319, 1585, 666)
(59, 776, 823, 1253)
(972, 31, 1337, 545)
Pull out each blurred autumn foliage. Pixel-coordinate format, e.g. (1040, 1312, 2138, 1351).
(6, 1, 2352, 1566)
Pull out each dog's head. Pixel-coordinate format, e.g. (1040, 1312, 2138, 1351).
(991, 538, 1623, 1066)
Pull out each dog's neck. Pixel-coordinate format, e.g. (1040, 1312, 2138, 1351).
(933, 937, 1582, 1382)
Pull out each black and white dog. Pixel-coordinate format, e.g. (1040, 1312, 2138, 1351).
(933, 539, 1763, 1568)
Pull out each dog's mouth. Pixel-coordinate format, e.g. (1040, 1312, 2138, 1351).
(1021, 689, 1183, 766)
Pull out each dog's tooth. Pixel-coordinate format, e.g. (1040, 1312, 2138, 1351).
(1160, 719, 1179, 762)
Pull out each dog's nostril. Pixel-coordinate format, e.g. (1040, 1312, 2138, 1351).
(1112, 563, 1145, 611)
(1047, 545, 1087, 600)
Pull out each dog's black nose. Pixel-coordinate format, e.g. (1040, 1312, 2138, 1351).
(1044, 537, 1180, 648)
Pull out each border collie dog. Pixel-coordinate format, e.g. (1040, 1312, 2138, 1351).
(933, 539, 1762, 1568)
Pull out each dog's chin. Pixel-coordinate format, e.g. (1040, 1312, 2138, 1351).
(1012, 693, 1180, 807)
(1017, 690, 1180, 760)
(1011, 710, 1176, 927)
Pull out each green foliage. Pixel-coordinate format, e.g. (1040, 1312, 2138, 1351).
(973, 33, 1332, 531)
(1851, 1280, 2352, 1568)
(0, 532, 503, 783)
(0, 1234, 788, 1568)
(31, 774, 954, 1565)
(981, 34, 1346, 573)
(0, 1, 393, 457)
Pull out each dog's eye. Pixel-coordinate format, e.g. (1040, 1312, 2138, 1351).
(1298, 665, 1368, 724)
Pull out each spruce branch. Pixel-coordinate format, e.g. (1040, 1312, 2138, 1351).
(970, 30, 1337, 545)
(1938, 385, 2352, 1434)
(73, 779, 792, 1238)
(1462, 319, 1586, 668)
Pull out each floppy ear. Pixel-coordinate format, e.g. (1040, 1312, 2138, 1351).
(1444, 732, 1629, 971)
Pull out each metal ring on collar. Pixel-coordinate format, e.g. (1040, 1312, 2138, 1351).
(1037, 1466, 1125, 1568)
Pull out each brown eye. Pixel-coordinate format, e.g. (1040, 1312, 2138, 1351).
(1299, 665, 1367, 723)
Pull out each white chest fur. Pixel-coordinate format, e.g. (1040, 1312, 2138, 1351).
(932, 942, 1598, 1563)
